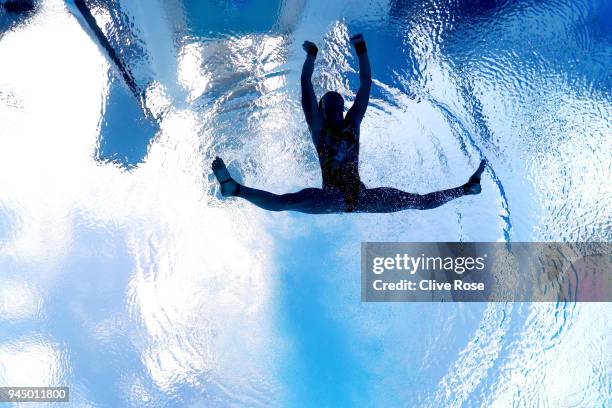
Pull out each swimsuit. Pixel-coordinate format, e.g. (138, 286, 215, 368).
(316, 123, 364, 211)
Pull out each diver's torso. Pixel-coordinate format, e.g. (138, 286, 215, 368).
(316, 122, 361, 191)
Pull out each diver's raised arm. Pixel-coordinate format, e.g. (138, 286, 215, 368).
(346, 34, 372, 126)
(301, 41, 320, 130)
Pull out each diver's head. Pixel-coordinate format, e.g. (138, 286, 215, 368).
(319, 91, 344, 127)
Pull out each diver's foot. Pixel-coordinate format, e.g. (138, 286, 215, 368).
(212, 157, 240, 197)
(463, 159, 486, 195)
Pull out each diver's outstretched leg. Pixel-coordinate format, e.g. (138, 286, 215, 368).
(237, 185, 344, 213)
(237, 186, 343, 213)
(355, 160, 486, 213)
(212, 157, 343, 213)
(355, 186, 464, 212)
(463, 159, 486, 194)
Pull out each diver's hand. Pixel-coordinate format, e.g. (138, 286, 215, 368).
(302, 41, 318, 57)
(350, 34, 367, 55)
(350, 33, 365, 46)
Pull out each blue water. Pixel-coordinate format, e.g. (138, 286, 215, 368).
(0, 0, 610, 406)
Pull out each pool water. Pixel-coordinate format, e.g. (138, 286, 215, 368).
(0, 0, 610, 406)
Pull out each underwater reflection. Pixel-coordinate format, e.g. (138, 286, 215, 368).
(0, 0, 36, 39)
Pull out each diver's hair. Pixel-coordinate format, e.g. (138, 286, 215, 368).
(319, 91, 344, 110)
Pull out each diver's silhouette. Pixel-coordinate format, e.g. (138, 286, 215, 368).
(212, 34, 485, 214)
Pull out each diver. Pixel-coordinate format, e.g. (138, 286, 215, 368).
(212, 34, 486, 214)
